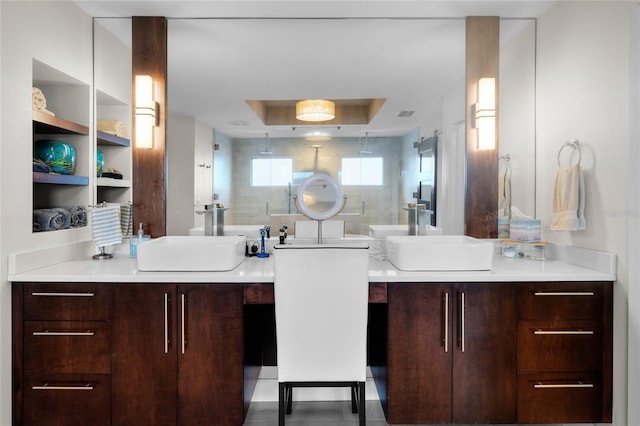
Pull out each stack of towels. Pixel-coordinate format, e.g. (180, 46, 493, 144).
(33, 205, 86, 232)
(32, 87, 55, 116)
(97, 120, 128, 138)
(551, 164, 586, 231)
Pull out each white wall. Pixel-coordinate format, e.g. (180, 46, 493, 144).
(167, 113, 197, 235)
(500, 19, 536, 218)
(0, 2, 94, 424)
(536, 2, 634, 424)
(627, 6, 640, 426)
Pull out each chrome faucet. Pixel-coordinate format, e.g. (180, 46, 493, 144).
(196, 203, 227, 236)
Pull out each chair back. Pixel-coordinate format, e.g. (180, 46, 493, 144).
(273, 244, 369, 383)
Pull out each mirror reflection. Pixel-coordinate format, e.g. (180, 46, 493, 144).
(94, 17, 536, 236)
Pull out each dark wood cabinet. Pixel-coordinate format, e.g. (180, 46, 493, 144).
(451, 283, 517, 424)
(516, 282, 613, 423)
(111, 284, 244, 426)
(111, 284, 177, 426)
(14, 283, 111, 426)
(385, 283, 517, 424)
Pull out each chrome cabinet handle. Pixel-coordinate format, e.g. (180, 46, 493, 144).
(534, 329, 594, 335)
(443, 292, 449, 353)
(181, 293, 186, 354)
(32, 330, 94, 336)
(32, 383, 94, 391)
(460, 292, 465, 353)
(164, 292, 169, 354)
(534, 291, 594, 296)
(31, 292, 95, 297)
(534, 382, 594, 389)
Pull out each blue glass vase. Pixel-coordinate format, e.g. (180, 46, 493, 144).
(96, 150, 104, 177)
(34, 140, 76, 175)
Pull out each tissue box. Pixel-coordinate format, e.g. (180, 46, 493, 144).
(502, 239, 546, 261)
(509, 219, 541, 242)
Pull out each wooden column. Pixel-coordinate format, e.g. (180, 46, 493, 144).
(465, 16, 499, 238)
(132, 16, 167, 238)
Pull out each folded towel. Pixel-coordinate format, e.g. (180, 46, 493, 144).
(32, 87, 55, 116)
(33, 208, 70, 232)
(97, 120, 127, 138)
(550, 164, 586, 231)
(498, 173, 511, 218)
(63, 205, 87, 228)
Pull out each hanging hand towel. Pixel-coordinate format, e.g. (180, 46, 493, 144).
(498, 172, 511, 218)
(550, 164, 586, 231)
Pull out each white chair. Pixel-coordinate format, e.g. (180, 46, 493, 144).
(273, 244, 369, 426)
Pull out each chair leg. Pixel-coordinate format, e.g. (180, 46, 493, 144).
(350, 384, 359, 413)
(285, 384, 293, 414)
(278, 382, 286, 426)
(358, 381, 366, 426)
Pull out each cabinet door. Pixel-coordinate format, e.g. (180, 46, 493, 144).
(112, 284, 178, 426)
(452, 283, 517, 424)
(177, 285, 244, 426)
(387, 283, 452, 424)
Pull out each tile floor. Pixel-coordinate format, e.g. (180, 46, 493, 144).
(244, 399, 388, 425)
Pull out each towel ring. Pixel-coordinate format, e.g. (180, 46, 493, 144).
(557, 139, 581, 167)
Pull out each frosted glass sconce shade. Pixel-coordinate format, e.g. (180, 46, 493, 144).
(472, 77, 496, 150)
(135, 75, 158, 149)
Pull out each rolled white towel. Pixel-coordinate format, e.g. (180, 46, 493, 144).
(32, 87, 55, 116)
(97, 120, 127, 138)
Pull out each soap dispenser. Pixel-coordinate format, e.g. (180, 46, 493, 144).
(130, 223, 150, 257)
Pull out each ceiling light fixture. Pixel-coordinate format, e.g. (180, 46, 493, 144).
(296, 99, 335, 122)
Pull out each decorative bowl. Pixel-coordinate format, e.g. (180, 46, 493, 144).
(34, 140, 76, 175)
(96, 150, 104, 177)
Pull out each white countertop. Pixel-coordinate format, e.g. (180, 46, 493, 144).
(8, 251, 616, 283)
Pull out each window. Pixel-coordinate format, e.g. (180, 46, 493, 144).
(251, 158, 292, 186)
(341, 157, 383, 185)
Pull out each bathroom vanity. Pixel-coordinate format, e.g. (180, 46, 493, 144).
(10, 249, 614, 426)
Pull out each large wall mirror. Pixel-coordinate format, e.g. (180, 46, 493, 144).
(94, 17, 536, 237)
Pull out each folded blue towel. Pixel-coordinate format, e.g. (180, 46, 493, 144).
(63, 205, 87, 228)
(33, 208, 71, 232)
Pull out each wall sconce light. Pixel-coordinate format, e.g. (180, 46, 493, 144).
(471, 77, 496, 150)
(135, 75, 159, 149)
(296, 99, 335, 122)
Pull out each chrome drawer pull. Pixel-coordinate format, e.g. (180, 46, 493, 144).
(534, 329, 594, 335)
(534, 291, 594, 296)
(32, 383, 94, 391)
(164, 292, 169, 354)
(534, 381, 594, 389)
(443, 292, 449, 353)
(181, 293, 186, 355)
(31, 292, 95, 297)
(460, 292, 465, 353)
(33, 330, 94, 336)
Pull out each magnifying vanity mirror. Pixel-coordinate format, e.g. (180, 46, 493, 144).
(294, 174, 347, 221)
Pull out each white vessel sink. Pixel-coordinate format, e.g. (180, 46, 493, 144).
(188, 225, 262, 237)
(137, 236, 246, 271)
(386, 235, 493, 271)
(368, 224, 443, 238)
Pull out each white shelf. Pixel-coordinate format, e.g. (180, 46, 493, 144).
(96, 177, 131, 188)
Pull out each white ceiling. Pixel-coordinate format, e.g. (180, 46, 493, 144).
(76, 1, 554, 139)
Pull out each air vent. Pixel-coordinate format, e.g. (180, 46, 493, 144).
(397, 110, 415, 118)
(230, 120, 251, 127)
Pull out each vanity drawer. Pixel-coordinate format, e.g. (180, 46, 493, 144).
(24, 373, 111, 426)
(518, 320, 601, 372)
(518, 283, 602, 320)
(517, 372, 602, 423)
(24, 283, 111, 321)
(24, 321, 111, 374)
